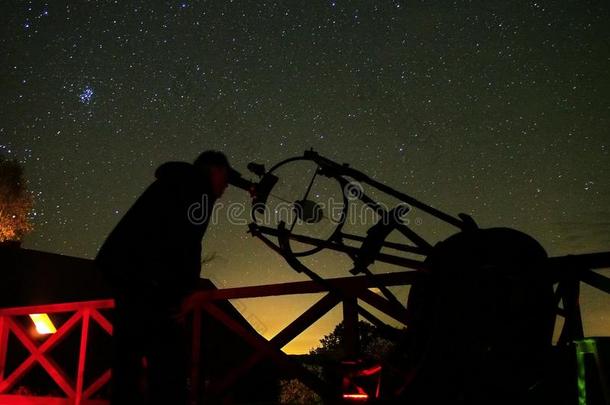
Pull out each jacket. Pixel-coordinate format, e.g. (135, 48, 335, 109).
(95, 161, 216, 304)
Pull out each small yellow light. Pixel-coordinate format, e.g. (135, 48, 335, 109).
(29, 313, 57, 335)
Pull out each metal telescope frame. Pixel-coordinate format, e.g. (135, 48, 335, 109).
(243, 149, 610, 347)
(245, 149, 476, 315)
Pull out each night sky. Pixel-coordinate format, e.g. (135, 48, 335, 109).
(1, 1, 609, 353)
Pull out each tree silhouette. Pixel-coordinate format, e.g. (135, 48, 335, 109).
(279, 322, 404, 403)
(0, 155, 33, 243)
(310, 321, 395, 361)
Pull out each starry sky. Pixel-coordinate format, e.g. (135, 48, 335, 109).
(1, 1, 609, 353)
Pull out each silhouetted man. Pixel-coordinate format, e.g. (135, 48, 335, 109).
(96, 151, 231, 405)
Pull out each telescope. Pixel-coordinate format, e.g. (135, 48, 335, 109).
(228, 165, 278, 215)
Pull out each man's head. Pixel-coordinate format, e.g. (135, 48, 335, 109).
(193, 150, 230, 198)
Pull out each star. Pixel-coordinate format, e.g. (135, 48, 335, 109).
(0, 0, 608, 355)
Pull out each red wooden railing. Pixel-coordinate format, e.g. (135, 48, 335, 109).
(182, 271, 415, 403)
(1, 252, 608, 404)
(0, 300, 114, 405)
(0, 271, 414, 405)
